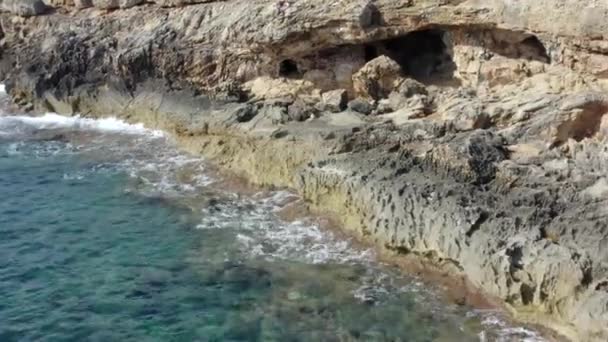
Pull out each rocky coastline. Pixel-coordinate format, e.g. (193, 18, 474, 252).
(2, 0, 608, 340)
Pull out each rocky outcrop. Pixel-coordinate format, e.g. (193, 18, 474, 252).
(1, 0, 47, 16)
(2, 0, 608, 340)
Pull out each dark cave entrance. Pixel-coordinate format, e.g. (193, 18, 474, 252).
(278, 59, 300, 78)
(368, 29, 456, 82)
(519, 35, 551, 63)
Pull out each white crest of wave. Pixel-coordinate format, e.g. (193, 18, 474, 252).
(0, 113, 163, 136)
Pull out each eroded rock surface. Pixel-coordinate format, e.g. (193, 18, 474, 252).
(2, 0, 608, 340)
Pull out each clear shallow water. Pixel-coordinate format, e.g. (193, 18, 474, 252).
(0, 111, 544, 341)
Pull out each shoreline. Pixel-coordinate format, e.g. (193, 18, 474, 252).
(3, 84, 583, 341)
(0, 98, 570, 341)
(3, 0, 608, 339)
(156, 119, 565, 341)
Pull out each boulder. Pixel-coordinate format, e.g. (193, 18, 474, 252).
(1, 0, 47, 16)
(348, 97, 374, 115)
(288, 99, 316, 122)
(386, 78, 429, 111)
(352, 56, 403, 100)
(395, 78, 427, 98)
(320, 89, 348, 113)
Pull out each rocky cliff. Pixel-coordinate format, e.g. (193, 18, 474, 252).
(1, 0, 608, 340)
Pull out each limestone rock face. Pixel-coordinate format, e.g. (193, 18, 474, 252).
(3, 0, 608, 340)
(1, 0, 47, 16)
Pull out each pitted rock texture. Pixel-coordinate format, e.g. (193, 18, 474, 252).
(2, 0, 608, 341)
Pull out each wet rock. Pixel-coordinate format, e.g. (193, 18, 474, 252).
(348, 97, 374, 115)
(320, 89, 347, 113)
(1, 0, 47, 17)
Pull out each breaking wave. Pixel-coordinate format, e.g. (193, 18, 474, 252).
(0, 113, 163, 137)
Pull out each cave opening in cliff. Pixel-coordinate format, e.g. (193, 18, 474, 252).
(364, 45, 379, 62)
(374, 29, 456, 83)
(519, 35, 550, 63)
(278, 59, 300, 78)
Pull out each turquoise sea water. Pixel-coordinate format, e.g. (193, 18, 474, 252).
(0, 108, 544, 340)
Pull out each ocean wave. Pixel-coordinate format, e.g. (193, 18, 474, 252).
(0, 113, 164, 137)
(470, 310, 544, 342)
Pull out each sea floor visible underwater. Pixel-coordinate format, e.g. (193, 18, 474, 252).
(0, 87, 545, 341)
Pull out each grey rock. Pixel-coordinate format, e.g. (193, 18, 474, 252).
(396, 78, 428, 98)
(91, 0, 118, 9)
(348, 97, 374, 115)
(288, 99, 316, 122)
(1, 0, 47, 17)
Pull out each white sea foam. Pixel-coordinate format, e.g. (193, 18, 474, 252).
(468, 310, 545, 341)
(0, 113, 164, 136)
